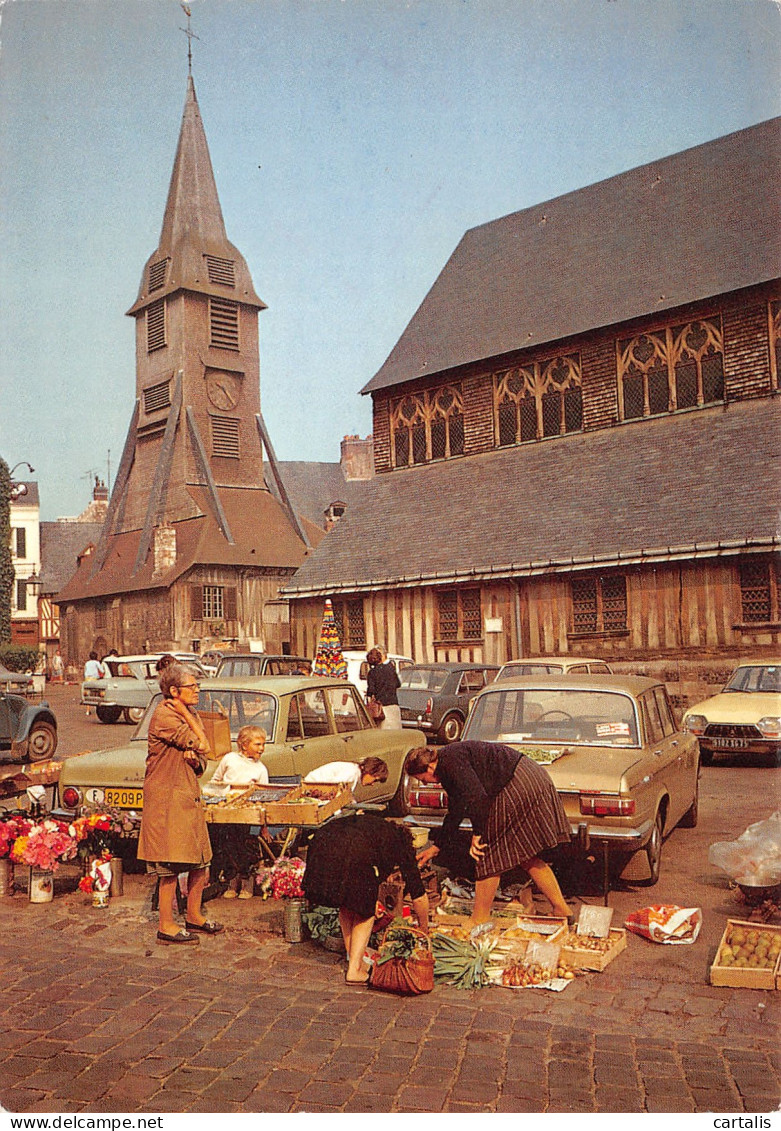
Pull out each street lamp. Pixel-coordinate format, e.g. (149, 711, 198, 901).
(9, 462, 35, 501)
(26, 572, 42, 597)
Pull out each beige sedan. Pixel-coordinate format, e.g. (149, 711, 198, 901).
(683, 661, 781, 765)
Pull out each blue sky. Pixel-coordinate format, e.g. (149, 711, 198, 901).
(1, 0, 779, 520)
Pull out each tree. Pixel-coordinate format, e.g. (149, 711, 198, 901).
(0, 458, 12, 644)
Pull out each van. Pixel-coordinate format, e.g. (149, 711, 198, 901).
(343, 651, 415, 697)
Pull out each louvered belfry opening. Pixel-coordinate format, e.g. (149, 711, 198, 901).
(210, 297, 239, 349)
(144, 380, 171, 414)
(211, 415, 240, 458)
(205, 254, 236, 287)
(148, 258, 169, 291)
(147, 299, 166, 352)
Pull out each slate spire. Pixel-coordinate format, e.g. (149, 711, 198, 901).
(128, 77, 264, 314)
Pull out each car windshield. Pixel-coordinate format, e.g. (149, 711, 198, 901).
(399, 668, 450, 692)
(465, 687, 640, 747)
(133, 690, 278, 742)
(725, 665, 781, 693)
(500, 663, 564, 678)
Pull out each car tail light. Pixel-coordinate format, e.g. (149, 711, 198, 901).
(409, 788, 448, 808)
(758, 717, 781, 738)
(579, 793, 635, 817)
(425, 698, 433, 715)
(61, 786, 82, 809)
(684, 714, 707, 736)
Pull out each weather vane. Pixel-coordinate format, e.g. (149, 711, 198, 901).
(180, 3, 199, 76)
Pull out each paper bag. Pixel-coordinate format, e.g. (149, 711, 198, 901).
(199, 711, 232, 758)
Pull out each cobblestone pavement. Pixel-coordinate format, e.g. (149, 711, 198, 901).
(0, 867, 779, 1115)
(3, 682, 778, 1114)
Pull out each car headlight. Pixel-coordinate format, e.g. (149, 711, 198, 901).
(684, 714, 708, 736)
(757, 717, 781, 739)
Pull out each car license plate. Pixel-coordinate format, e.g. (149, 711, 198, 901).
(104, 788, 144, 809)
(715, 738, 748, 750)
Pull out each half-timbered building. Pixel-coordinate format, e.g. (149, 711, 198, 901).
(284, 118, 781, 708)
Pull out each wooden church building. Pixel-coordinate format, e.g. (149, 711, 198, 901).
(284, 117, 781, 708)
(57, 77, 324, 660)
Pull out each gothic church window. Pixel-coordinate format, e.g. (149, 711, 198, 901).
(617, 317, 724, 420)
(494, 355, 582, 447)
(391, 385, 464, 467)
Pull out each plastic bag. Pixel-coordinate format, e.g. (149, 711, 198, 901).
(708, 811, 781, 887)
(624, 905, 702, 944)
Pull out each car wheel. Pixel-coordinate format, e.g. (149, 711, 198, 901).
(638, 810, 664, 886)
(679, 766, 699, 828)
(438, 713, 463, 743)
(387, 769, 412, 817)
(124, 707, 145, 724)
(96, 705, 123, 724)
(26, 721, 58, 762)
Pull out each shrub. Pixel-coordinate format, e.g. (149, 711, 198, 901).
(0, 644, 39, 673)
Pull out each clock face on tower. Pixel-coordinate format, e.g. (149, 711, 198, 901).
(205, 370, 242, 411)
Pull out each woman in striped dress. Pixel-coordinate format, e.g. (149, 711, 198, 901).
(406, 741, 572, 925)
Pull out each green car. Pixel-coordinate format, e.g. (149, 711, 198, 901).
(57, 675, 426, 826)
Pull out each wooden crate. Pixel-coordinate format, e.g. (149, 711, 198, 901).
(261, 782, 351, 825)
(559, 927, 628, 971)
(709, 919, 781, 990)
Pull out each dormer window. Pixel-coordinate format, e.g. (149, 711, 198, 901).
(148, 259, 169, 292)
(204, 255, 236, 287)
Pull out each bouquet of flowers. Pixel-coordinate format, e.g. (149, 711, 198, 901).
(259, 857, 306, 900)
(78, 850, 113, 894)
(71, 807, 134, 862)
(11, 818, 79, 872)
(0, 816, 33, 859)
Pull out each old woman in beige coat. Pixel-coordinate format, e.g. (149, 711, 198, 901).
(138, 664, 223, 944)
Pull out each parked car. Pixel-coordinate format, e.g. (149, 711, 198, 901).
(343, 651, 415, 697)
(200, 649, 231, 677)
(496, 656, 613, 679)
(81, 653, 210, 725)
(0, 692, 58, 763)
(398, 663, 500, 743)
(214, 654, 312, 678)
(683, 660, 781, 765)
(400, 674, 700, 885)
(57, 675, 427, 827)
(0, 663, 34, 695)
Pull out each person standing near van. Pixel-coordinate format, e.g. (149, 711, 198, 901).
(366, 647, 402, 729)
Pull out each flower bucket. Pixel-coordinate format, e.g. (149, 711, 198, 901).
(284, 898, 307, 943)
(0, 858, 13, 896)
(92, 889, 109, 909)
(29, 868, 54, 904)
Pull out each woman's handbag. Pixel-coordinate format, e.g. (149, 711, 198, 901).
(367, 697, 385, 723)
(370, 920, 434, 995)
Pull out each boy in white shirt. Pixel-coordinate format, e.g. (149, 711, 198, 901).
(303, 756, 388, 794)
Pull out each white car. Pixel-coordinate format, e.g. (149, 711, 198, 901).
(496, 656, 613, 679)
(81, 653, 209, 724)
(343, 651, 415, 697)
(683, 660, 781, 765)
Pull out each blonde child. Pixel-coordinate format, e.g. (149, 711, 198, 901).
(205, 726, 269, 899)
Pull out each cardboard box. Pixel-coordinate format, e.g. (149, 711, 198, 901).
(709, 919, 781, 990)
(199, 711, 232, 758)
(559, 927, 628, 971)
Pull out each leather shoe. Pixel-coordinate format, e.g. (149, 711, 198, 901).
(157, 929, 199, 945)
(184, 920, 225, 935)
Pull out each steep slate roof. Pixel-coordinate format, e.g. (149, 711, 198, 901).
(363, 117, 781, 394)
(57, 487, 323, 603)
(282, 398, 781, 596)
(266, 462, 367, 527)
(39, 522, 104, 596)
(128, 77, 264, 315)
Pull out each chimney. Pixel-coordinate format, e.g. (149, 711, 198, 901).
(152, 524, 177, 578)
(93, 477, 109, 504)
(340, 434, 375, 481)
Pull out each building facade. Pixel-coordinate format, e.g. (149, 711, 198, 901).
(9, 482, 40, 646)
(284, 119, 781, 709)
